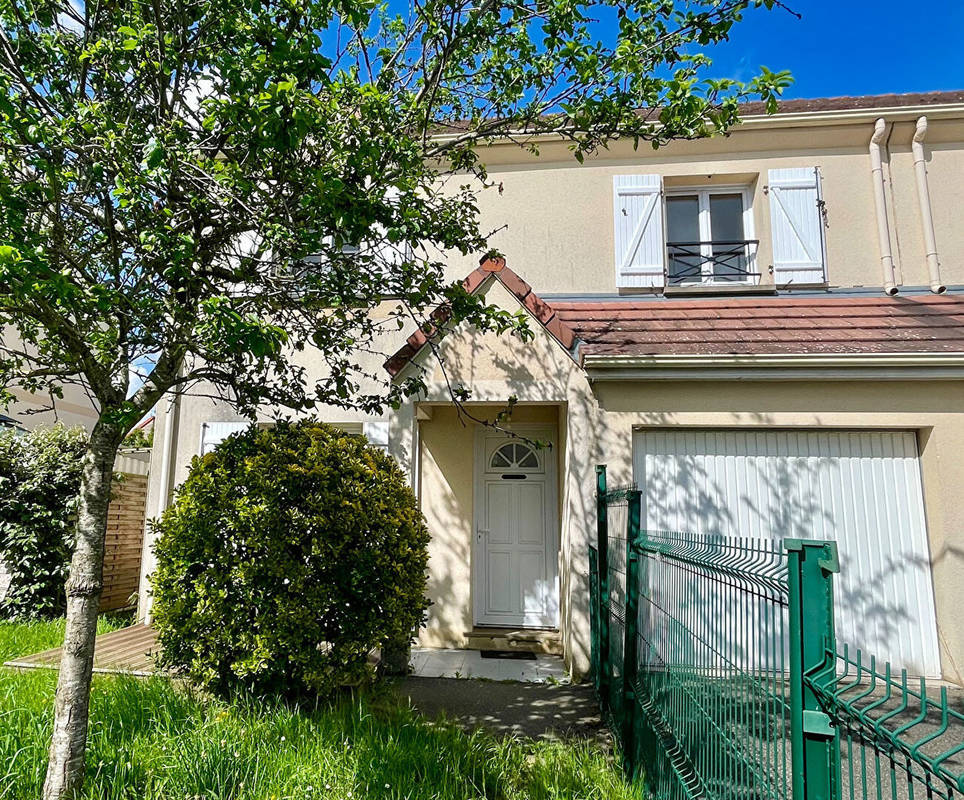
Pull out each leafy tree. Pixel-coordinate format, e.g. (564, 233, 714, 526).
(0, 0, 790, 795)
(0, 424, 88, 619)
(121, 425, 153, 449)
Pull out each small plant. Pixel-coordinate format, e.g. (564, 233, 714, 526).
(0, 424, 88, 619)
(121, 426, 153, 449)
(150, 420, 431, 697)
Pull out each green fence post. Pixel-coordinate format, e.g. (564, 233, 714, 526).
(621, 489, 642, 777)
(595, 465, 610, 710)
(588, 546, 600, 688)
(786, 539, 842, 800)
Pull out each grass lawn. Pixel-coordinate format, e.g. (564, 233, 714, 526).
(0, 620, 639, 800)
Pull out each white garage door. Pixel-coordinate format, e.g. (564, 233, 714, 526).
(632, 429, 941, 677)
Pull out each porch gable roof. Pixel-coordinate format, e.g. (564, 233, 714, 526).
(384, 256, 579, 378)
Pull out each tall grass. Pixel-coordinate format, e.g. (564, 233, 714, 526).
(0, 621, 639, 800)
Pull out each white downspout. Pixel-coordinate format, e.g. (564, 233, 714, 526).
(870, 118, 899, 295)
(911, 116, 946, 294)
(154, 393, 177, 519)
(142, 391, 178, 624)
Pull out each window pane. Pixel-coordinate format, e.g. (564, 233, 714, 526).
(709, 193, 747, 281)
(491, 446, 512, 468)
(518, 450, 539, 468)
(666, 195, 700, 242)
(666, 195, 701, 283)
(709, 193, 745, 241)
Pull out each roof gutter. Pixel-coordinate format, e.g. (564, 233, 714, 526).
(430, 103, 964, 148)
(737, 103, 964, 129)
(583, 352, 964, 382)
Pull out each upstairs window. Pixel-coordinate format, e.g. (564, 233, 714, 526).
(295, 186, 411, 287)
(665, 187, 757, 285)
(614, 170, 827, 290)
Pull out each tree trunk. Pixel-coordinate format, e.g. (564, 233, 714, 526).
(42, 422, 123, 800)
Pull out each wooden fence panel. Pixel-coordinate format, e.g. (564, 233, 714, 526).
(101, 474, 148, 611)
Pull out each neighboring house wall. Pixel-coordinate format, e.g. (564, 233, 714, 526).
(4, 385, 99, 432)
(2, 332, 100, 431)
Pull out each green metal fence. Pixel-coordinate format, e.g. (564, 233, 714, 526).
(589, 464, 963, 800)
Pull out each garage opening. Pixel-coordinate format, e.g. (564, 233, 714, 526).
(632, 428, 941, 677)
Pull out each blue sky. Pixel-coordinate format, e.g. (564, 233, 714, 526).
(704, 1, 964, 98)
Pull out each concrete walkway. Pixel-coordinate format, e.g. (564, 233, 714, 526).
(409, 647, 567, 683)
(396, 676, 609, 743)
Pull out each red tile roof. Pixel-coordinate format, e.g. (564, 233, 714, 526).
(738, 90, 964, 116)
(386, 260, 964, 377)
(553, 295, 964, 358)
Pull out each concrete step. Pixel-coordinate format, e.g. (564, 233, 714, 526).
(465, 627, 563, 655)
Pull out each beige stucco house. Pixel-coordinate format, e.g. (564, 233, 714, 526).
(139, 90, 964, 686)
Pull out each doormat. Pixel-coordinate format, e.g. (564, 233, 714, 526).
(480, 650, 537, 660)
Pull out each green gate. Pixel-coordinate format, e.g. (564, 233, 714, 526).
(589, 464, 963, 800)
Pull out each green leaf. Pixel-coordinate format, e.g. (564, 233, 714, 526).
(146, 144, 165, 169)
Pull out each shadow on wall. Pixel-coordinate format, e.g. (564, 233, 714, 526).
(633, 426, 939, 675)
(418, 409, 475, 645)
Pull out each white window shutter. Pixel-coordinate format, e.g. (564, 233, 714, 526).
(199, 421, 248, 455)
(767, 167, 827, 285)
(613, 174, 665, 288)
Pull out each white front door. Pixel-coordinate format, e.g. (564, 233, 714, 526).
(474, 430, 558, 628)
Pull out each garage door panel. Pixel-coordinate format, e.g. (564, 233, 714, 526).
(634, 429, 941, 677)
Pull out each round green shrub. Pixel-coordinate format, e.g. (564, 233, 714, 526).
(150, 420, 430, 697)
(0, 424, 89, 619)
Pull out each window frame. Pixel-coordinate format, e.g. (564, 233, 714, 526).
(489, 441, 542, 472)
(664, 184, 757, 286)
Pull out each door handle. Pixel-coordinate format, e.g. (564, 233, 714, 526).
(477, 528, 489, 541)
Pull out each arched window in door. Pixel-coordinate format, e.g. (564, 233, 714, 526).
(489, 442, 540, 471)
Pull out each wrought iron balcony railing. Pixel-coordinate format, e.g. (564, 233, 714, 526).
(666, 239, 760, 285)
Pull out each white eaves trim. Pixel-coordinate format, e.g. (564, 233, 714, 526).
(583, 352, 964, 382)
(430, 103, 964, 147)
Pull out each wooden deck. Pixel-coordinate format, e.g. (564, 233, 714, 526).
(4, 624, 160, 676)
